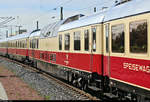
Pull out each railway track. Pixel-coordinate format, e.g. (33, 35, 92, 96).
(0, 56, 100, 100)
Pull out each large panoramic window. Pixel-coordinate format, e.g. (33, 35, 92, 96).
(84, 29, 89, 51)
(65, 34, 70, 50)
(130, 20, 147, 53)
(111, 24, 124, 53)
(74, 31, 81, 50)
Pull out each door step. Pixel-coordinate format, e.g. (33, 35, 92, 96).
(95, 79, 101, 83)
(104, 93, 118, 99)
(88, 85, 102, 91)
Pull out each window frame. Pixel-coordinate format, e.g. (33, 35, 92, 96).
(129, 19, 148, 54)
(74, 31, 81, 51)
(92, 27, 96, 52)
(59, 35, 62, 50)
(111, 23, 125, 53)
(84, 29, 89, 51)
(64, 33, 70, 50)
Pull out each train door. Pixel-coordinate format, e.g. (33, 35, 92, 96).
(105, 23, 110, 77)
(31, 39, 35, 59)
(31, 39, 36, 67)
(103, 23, 111, 92)
(90, 27, 97, 73)
(6, 41, 8, 57)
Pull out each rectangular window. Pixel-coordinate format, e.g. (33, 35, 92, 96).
(84, 30, 89, 51)
(40, 53, 44, 59)
(112, 24, 124, 53)
(59, 35, 62, 50)
(65, 34, 70, 50)
(34, 39, 36, 49)
(17, 41, 19, 47)
(25, 40, 27, 48)
(130, 20, 147, 53)
(32, 39, 34, 48)
(29, 40, 30, 48)
(74, 31, 80, 50)
(92, 28, 96, 52)
(105, 24, 109, 53)
(37, 39, 39, 49)
(50, 54, 56, 62)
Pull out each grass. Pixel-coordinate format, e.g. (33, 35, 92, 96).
(44, 95, 51, 100)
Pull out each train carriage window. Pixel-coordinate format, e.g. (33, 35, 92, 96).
(17, 41, 19, 48)
(50, 54, 56, 62)
(23, 40, 25, 48)
(92, 28, 96, 52)
(19, 41, 20, 48)
(34, 39, 35, 48)
(20, 41, 22, 48)
(105, 24, 109, 53)
(74, 31, 81, 50)
(25, 40, 27, 48)
(35, 39, 37, 48)
(35, 39, 36, 48)
(59, 35, 62, 50)
(37, 39, 39, 49)
(32, 39, 34, 48)
(30, 40, 31, 48)
(22, 41, 24, 48)
(31, 40, 32, 48)
(65, 34, 70, 50)
(20, 41, 21, 48)
(130, 20, 147, 53)
(24, 40, 26, 48)
(84, 30, 89, 51)
(111, 24, 124, 53)
(34, 39, 36, 49)
(18, 41, 19, 48)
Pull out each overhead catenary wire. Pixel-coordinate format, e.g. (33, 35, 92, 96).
(0, 17, 15, 26)
(69, 0, 115, 15)
(36, 0, 114, 22)
(35, 0, 74, 21)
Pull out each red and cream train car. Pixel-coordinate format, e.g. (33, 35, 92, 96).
(7, 33, 30, 61)
(103, 0, 150, 100)
(0, 0, 150, 101)
(0, 38, 8, 56)
(28, 29, 41, 67)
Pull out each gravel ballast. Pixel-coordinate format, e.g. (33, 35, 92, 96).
(0, 59, 88, 100)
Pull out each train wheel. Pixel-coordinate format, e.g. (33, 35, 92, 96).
(136, 95, 150, 102)
(68, 73, 73, 83)
(81, 80, 88, 91)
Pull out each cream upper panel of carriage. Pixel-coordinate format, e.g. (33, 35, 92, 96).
(104, 0, 150, 22)
(103, 13, 150, 60)
(58, 12, 105, 32)
(8, 32, 30, 41)
(38, 37, 58, 51)
(58, 23, 103, 54)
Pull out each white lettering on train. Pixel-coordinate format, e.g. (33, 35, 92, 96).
(123, 62, 150, 73)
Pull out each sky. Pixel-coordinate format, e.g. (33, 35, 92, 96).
(0, 0, 116, 38)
